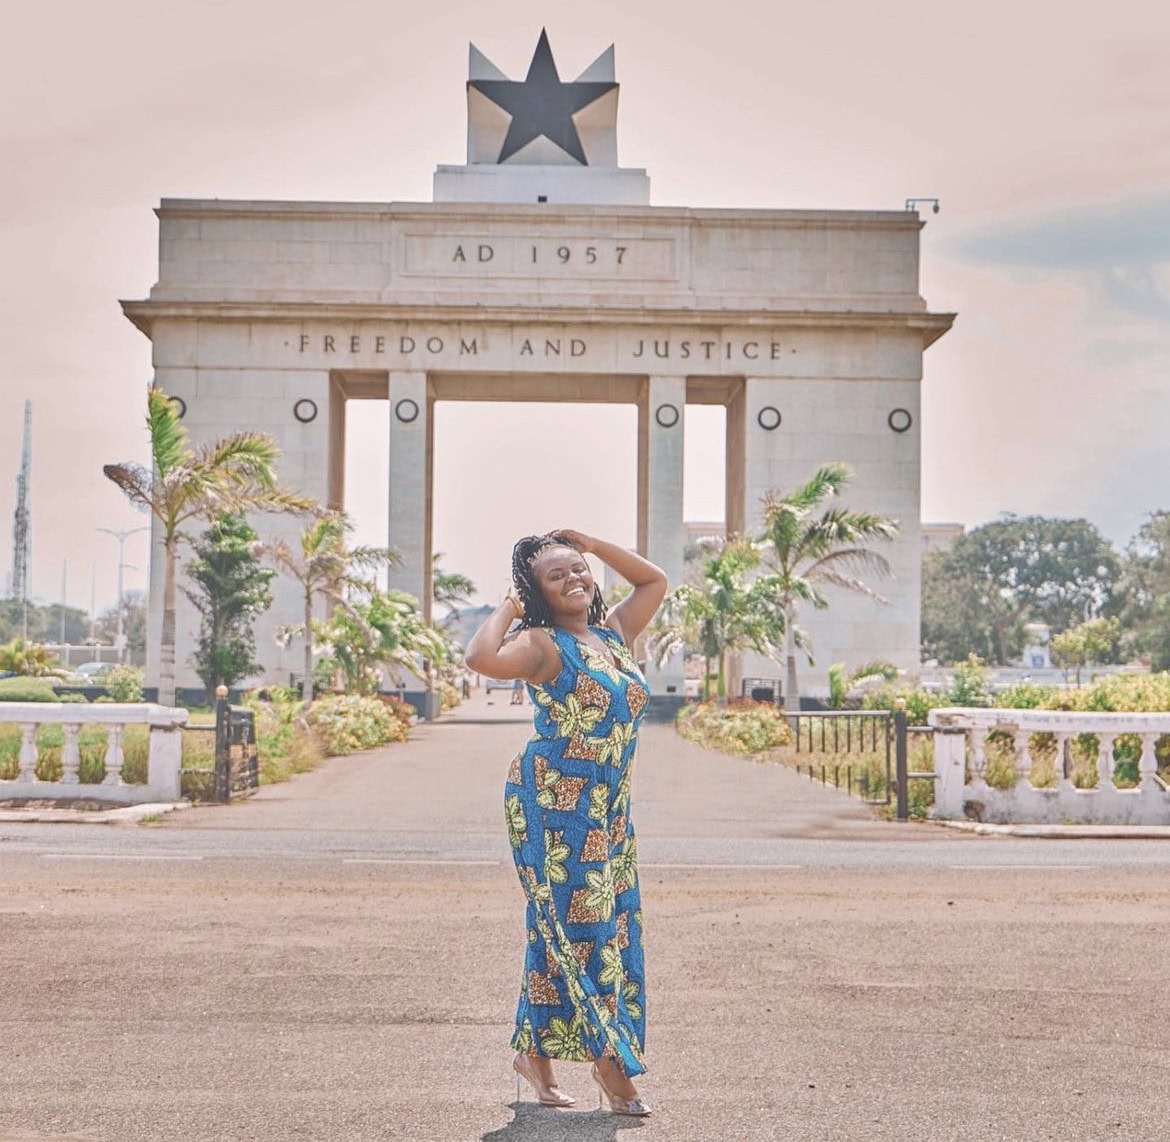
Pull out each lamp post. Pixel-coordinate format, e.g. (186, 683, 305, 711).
(96, 526, 149, 663)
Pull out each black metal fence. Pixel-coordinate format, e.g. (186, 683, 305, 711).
(214, 698, 259, 801)
(732, 682, 935, 819)
(183, 692, 259, 802)
(791, 710, 895, 807)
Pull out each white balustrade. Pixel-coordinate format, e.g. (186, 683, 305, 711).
(929, 708, 1170, 825)
(0, 703, 188, 804)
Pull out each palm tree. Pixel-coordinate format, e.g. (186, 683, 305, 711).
(650, 540, 784, 700)
(104, 386, 313, 706)
(432, 553, 476, 625)
(755, 463, 898, 712)
(267, 511, 400, 700)
(316, 588, 453, 696)
(826, 661, 900, 709)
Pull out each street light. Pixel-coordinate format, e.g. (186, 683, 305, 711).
(96, 526, 150, 662)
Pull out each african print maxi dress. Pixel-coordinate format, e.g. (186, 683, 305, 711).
(505, 624, 650, 1076)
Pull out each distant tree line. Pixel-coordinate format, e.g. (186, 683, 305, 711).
(922, 512, 1170, 669)
(0, 593, 147, 660)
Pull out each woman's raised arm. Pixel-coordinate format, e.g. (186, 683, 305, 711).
(464, 595, 559, 683)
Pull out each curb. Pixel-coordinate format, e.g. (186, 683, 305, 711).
(0, 802, 191, 825)
(936, 819, 1170, 839)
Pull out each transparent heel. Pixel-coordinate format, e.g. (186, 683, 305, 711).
(591, 1062, 652, 1117)
(512, 1053, 576, 1108)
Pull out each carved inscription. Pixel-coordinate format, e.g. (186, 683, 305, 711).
(294, 332, 796, 365)
(403, 235, 675, 278)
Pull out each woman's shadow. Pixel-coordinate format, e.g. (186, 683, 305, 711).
(482, 1101, 648, 1142)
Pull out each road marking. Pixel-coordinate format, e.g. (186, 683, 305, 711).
(342, 858, 501, 866)
(37, 853, 205, 863)
(948, 864, 1100, 871)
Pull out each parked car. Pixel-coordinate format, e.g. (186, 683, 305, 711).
(70, 661, 114, 682)
(484, 677, 514, 693)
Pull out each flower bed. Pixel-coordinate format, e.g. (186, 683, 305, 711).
(307, 694, 408, 755)
(676, 700, 792, 755)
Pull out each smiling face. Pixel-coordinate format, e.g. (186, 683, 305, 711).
(530, 545, 595, 622)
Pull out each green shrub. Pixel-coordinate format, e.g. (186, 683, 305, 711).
(946, 655, 992, 707)
(307, 694, 408, 755)
(104, 664, 144, 702)
(996, 683, 1059, 709)
(676, 700, 791, 755)
(0, 677, 60, 702)
(861, 685, 933, 725)
(0, 639, 60, 676)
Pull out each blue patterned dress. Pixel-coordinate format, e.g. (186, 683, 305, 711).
(505, 624, 650, 1076)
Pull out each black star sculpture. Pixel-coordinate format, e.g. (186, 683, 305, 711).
(469, 29, 617, 166)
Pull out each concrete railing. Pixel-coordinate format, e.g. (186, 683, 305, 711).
(0, 703, 189, 804)
(929, 707, 1170, 825)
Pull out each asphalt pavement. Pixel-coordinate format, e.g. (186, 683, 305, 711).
(2, 691, 1168, 1141)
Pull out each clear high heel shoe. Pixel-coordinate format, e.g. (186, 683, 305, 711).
(513, 1052, 576, 1108)
(591, 1061, 652, 1117)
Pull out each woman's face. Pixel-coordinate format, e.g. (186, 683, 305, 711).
(530, 545, 594, 619)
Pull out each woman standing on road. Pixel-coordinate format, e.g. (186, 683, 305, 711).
(465, 529, 667, 1117)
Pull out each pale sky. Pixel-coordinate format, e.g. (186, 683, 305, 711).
(2, 0, 1168, 611)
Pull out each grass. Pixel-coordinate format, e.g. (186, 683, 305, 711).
(0, 723, 149, 783)
(0, 677, 60, 702)
(766, 737, 937, 819)
(973, 730, 1170, 791)
(675, 703, 937, 818)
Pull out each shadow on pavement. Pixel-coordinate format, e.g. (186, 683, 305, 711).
(482, 1103, 647, 1141)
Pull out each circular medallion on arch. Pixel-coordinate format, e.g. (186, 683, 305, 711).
(395, 398, 421, 424)
(888, 408, 913, 434)
(169, 396, 187, 420)
(654, 403, 680, 429)
(756, 405, 782, 431)
(293, 398, 318, 424)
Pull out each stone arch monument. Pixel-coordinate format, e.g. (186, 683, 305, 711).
(123, 30, 954, 705)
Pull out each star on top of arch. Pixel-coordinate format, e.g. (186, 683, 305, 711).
(467, 30, 618, 167)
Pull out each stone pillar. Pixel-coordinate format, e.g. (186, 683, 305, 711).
(386, 372, 432, 612)
(728, 368, 923, 702)
(930, 727, 968, 819)
(637, 376, 686, 704)
(147, 724, 183, 802)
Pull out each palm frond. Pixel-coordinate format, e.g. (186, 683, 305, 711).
(806, 547, 894, 582)
(102, 463, 156, 515)
(848, 660, 900, 687)
(349, 545, 402, 570)
(246, 484, 316, 515)
(146, 386, 190, 477)
(303, 512, 351, 556)
(812, 566, 890, 603)
(196, 434, 282, 488)
(807, 507, 899, 546)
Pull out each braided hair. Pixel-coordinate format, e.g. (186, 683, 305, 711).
(511, 533, 607, 630)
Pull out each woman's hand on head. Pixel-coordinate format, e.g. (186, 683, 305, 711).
(552, 528, 594, 555)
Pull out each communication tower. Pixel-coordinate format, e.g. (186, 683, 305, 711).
(10, 400, 31, 602)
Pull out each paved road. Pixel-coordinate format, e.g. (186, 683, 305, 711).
(2, 694, 1168, 1141)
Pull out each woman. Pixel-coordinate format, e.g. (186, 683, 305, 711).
(465, 529, 667, 1116)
